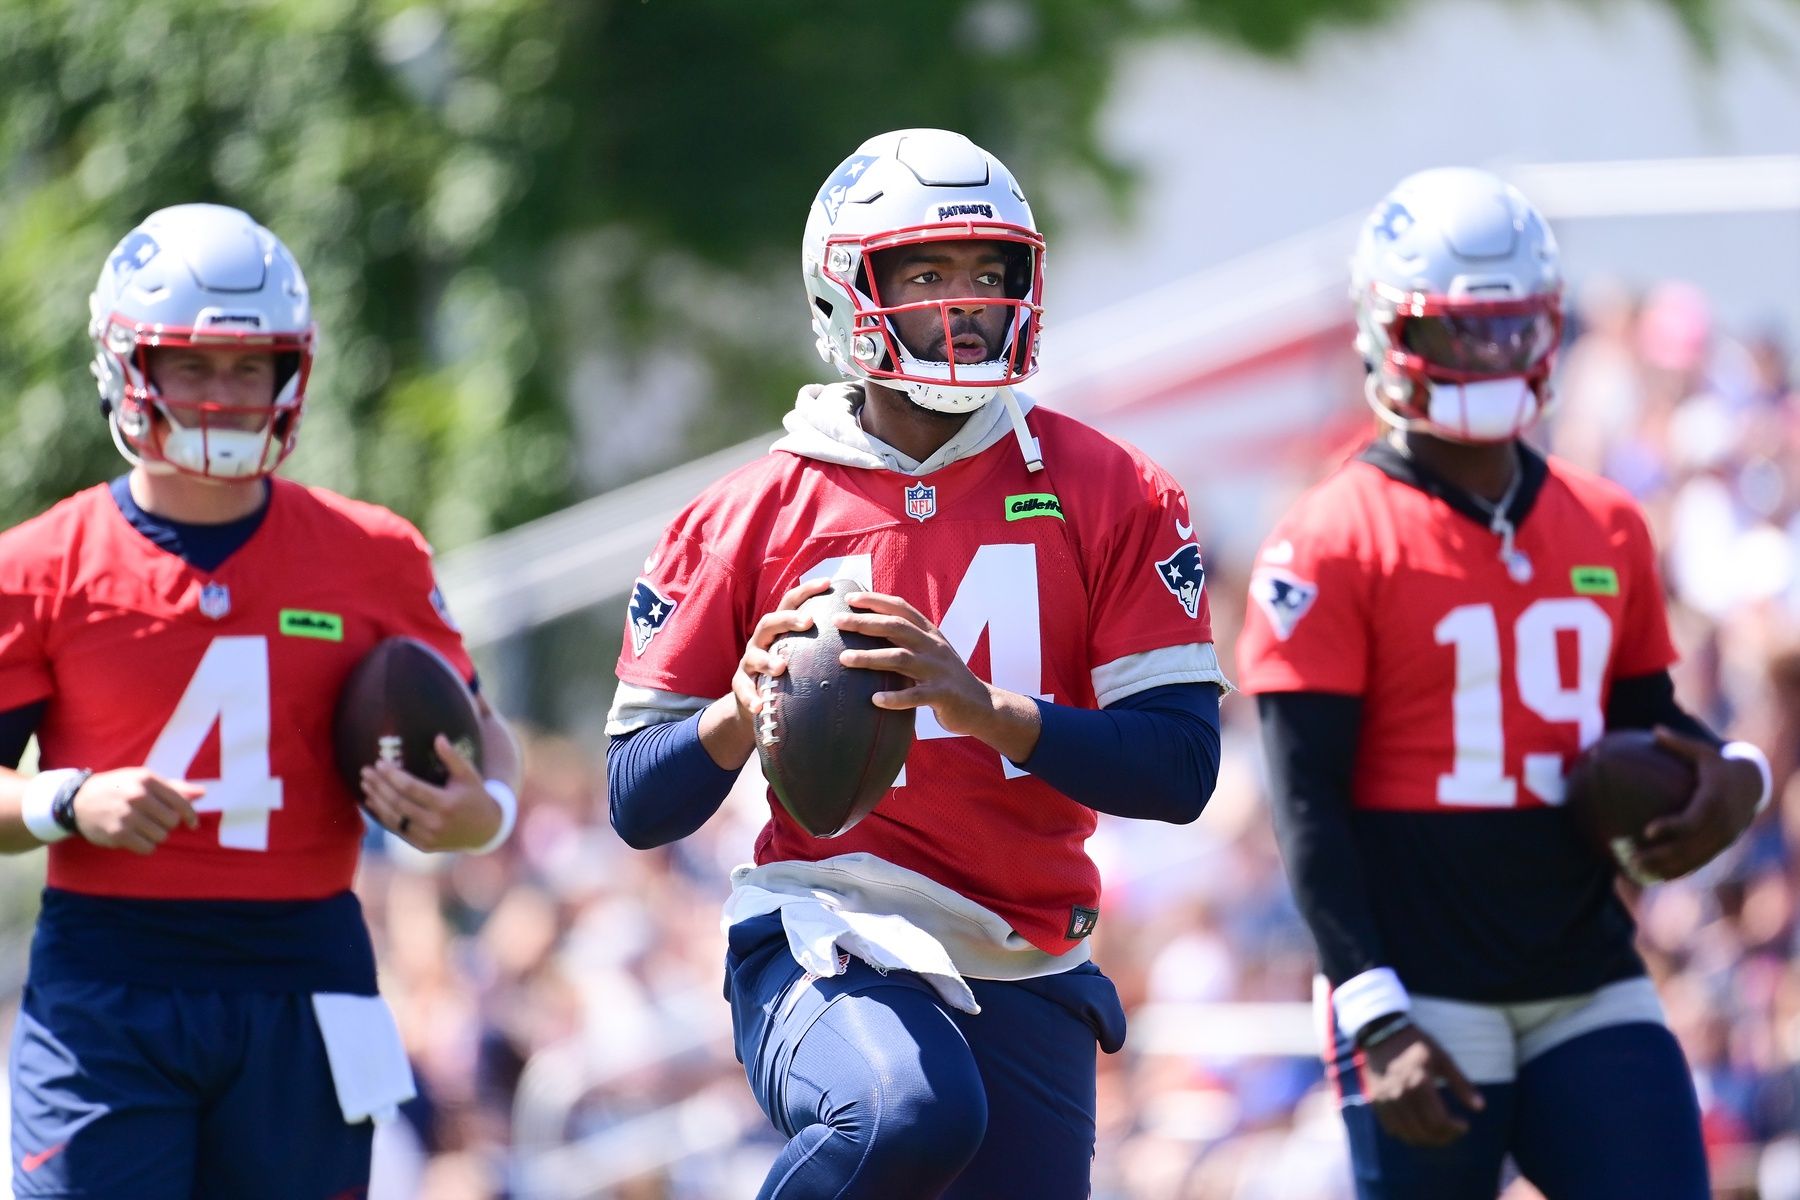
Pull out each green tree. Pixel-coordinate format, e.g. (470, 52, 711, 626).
(0, 0, 1742, 543)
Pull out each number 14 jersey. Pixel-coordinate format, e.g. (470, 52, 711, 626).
(615, 402, 1224, 955)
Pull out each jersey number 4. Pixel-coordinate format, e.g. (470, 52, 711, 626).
(1435, 598, 1612, 808)
(143, 637, 285, 850)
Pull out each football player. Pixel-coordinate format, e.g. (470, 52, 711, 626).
(0, 204, 522, 1199)
(606, 129, 1228, 1198)
(1237, 168, 1772, 1199)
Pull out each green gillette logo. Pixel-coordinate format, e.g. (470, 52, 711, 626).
(1005, 493, 1064, 522)
(279, 609, 344, 641)
(1570, 567, 1619, 596)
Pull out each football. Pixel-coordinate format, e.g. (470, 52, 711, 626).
(1564, 730, 1696, 872)
(755, 580, 914, 838)
(333, 636, 484, 792)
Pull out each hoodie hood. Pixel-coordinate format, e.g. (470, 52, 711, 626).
(771, 382, 1037, 475)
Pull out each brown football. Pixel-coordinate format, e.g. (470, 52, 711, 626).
(1565, 730, 1696, 869)
(333, 636, 483, 792)
(755, 580, 914, 838)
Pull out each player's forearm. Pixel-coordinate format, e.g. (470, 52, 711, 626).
(1257, 692, 1393, 985)
(608, 713, 739, 849)
(1018, 684, 1221, 823)
(475, 702, 522, 793)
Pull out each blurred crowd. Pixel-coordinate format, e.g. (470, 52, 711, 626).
(348, 278, 1800, 1200)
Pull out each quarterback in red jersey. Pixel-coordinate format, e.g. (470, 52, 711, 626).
(0, 204, 521, 1199)
(1238, 169, 1770, 1199)
(608, 129, 1227, 1199)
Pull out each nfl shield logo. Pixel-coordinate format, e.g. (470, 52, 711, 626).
(904, 481, 937, 522)
(198, 581, 232, 620)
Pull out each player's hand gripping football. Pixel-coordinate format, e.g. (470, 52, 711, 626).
(1630, 727, 1764, 883)
(727, 577, 837, 730)
(360, 734, 501, 852)
(835, 591, 1041, 763)
(70, 768, 203, 855)
(1363, 1022, 1484, 1147)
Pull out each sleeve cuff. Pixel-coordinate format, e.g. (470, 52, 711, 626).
(1722, 741, 1773, 815)
(1333, 966, 1411, 1040)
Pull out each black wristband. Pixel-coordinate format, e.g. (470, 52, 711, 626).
(50, 769, 93, 836)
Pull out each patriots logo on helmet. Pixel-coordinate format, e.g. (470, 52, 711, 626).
(818, 155, 877, 224)
(628, 580, 679, 656)
(1250, 569, 1319, 641)
(109, 231, 160, 281)
(1155, 544, 1206, 619)
(1373, 200, 1414, 242)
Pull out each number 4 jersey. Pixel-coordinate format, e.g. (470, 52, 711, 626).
(0, 478, 474, 903)
(1237, 441, 1677, 1001)
(613, 388, 1227, 955)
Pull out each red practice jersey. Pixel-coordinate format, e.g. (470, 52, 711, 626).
(615, 407, 1216, 954)
(0, 479, 474, 901)
(1239, 447, 1675, 812)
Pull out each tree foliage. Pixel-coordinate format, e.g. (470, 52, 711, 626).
(0, 0, 1739, 542)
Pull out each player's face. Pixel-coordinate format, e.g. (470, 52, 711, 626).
(870, 241, 1011, 365)
(147, 346, 280, 431)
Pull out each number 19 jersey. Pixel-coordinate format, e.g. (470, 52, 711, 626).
(1237, 442, 1676, 1000)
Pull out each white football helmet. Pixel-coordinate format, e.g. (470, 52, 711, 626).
(1350, 168, 1563, 443)
(802, 129, 1044, 414)
(90, 203, 315, 479)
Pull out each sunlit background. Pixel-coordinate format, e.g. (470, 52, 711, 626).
(3, 1, 1799, 1196)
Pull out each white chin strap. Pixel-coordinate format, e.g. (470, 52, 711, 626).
(112, 406, 280, 479)
(160, 426, 279, 478)
(1368, 375, 1540, 444)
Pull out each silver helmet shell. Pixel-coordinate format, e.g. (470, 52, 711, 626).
(90, 203, 316, 479)
(1350, 168, 1563, 443)
(802, 129, 1044, 414)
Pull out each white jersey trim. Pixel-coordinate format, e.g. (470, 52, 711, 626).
(1091, 642, 1233, 708)
(605, 682, 710, 737)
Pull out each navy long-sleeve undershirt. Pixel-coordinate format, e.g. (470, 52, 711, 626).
(606, 682, 1223, 850)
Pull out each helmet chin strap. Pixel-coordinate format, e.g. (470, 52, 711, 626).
(1364, 373, 1540, 444)
(999, 386, 1043, 473)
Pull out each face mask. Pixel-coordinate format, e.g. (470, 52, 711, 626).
(1423, 377, 1540, 443)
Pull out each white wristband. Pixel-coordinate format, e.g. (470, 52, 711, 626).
(1334, 966, 1411, 1040)
(468, 779, 518, 855)
(21, 769, 81, 844)
(1722, 741, 1773, 816)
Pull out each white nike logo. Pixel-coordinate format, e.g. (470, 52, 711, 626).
(1263, 539, 1294, 564)
(1175, 517, 1194, 539)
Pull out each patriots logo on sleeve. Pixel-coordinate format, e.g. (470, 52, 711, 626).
(1250, 569, 1319, 641)
(1155, 544, 1206, 619)
(628, 580, 679, 656)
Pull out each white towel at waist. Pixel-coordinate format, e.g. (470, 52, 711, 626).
(721, 853, 1095, 1016)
